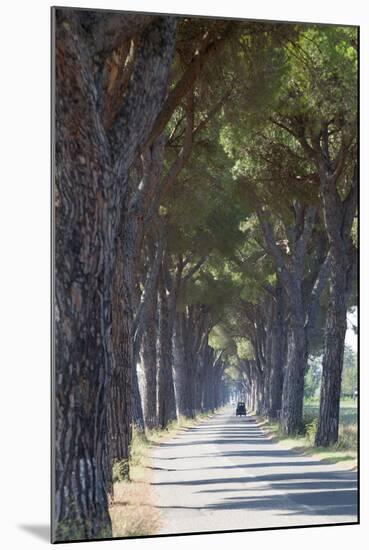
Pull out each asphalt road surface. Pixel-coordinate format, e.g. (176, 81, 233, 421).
(150, 406, 357, 535)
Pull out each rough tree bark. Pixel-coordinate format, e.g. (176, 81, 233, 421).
(139, 234, 164, 428)
(258, 204, 316, 434)
(157, 265, 177, 428)
(53, 9, 176, 541)
(140, 290, 159, 428)
(280, 296, 307, 433)
(241, 300, 268, 414)
(109, 214, 133, 483)
(173, 312, 194, 417)
(268, 281, 287, 419)
(271, 118, 357, 445)
(316, 272, 348, 445)
(202, 345, 216, 411)
(174, 304, 210, 417)
(213, 354, 226, 410)
(315, 154, 357, 445)
(132, 366, 145, 430)
(262, 298, 274, 415)
(239, 359, 253, 411)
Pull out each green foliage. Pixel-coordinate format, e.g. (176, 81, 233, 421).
(225, 362, 242, 380)
(221, 23, 294, 131)
(304, 358, 322, 398)
(305, 417, 318, 444)
(235, 337, 254, 360)
(341, 345, 357, 396)
(220, 24, 357, 211)
(280, 26, 357, 124)
(164, 121, 245, 263)
(209, 325, 232, 351)
(161, 21, 357, 411)
(112, 459, 130, 482)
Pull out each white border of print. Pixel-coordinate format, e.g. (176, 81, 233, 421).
(0, 1, 366, 549)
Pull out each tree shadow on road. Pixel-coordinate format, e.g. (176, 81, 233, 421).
(153, 484, 357, 518)
(151, 414, 358, 520)
(152, 469, 356, 488)
(203, 489, 357, 517)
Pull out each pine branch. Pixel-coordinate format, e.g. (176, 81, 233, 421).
(144, 21, 235, 149)
(256, 208, 292, 290)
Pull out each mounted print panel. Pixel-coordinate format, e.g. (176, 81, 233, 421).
(51, 6, 358, 543)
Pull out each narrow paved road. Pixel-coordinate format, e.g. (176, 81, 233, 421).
(150, 406, 357, 535)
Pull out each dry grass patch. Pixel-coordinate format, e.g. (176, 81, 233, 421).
(110, 410, 220, 537)
(110, 477, 161, 537)
(109, 426, 159, 538)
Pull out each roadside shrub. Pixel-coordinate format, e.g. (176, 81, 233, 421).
(300, 411, 317, 437)
(305, 418, 318, 444)
(337, 424, 357, 450)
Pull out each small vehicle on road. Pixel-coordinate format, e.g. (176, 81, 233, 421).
(236, 402, 246, 416)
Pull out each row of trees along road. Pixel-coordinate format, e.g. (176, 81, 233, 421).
(54, 9, 358, 541)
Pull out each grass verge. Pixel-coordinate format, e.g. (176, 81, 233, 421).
(255, 401, 357, 470)
(109, 410, 221, 537)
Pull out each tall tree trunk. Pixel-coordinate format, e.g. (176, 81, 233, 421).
(54, 16, 115, 540)
(141, 288, 159, 428)
(258, 205, 316, 434)
(183, 336, 197, 417)
(288, 124, 358, 446)
(240, 360, 252, 411)
(132, 365, 145, 430)
(255, 369, 265, 415)
(195, 352, 206, 412)
(110, 216, 133, 483)
(251, 382, 256, 412)
(157, 269, 177, 427)
(53, 11, 176, 540)
(251, 331, 266, 415)
(263, 304, 273, 415)
(201, 344, 216, 412)
(214, 361, 225, 409)
(133, 229, 165, 429)
(173, 313, 187, 416)
(315, 276, 347, 445)
(315, 167, 357, 446)
(280, 307, 307, 434)
(268, 283, 287, 419)
(173, 312, 197, 417)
